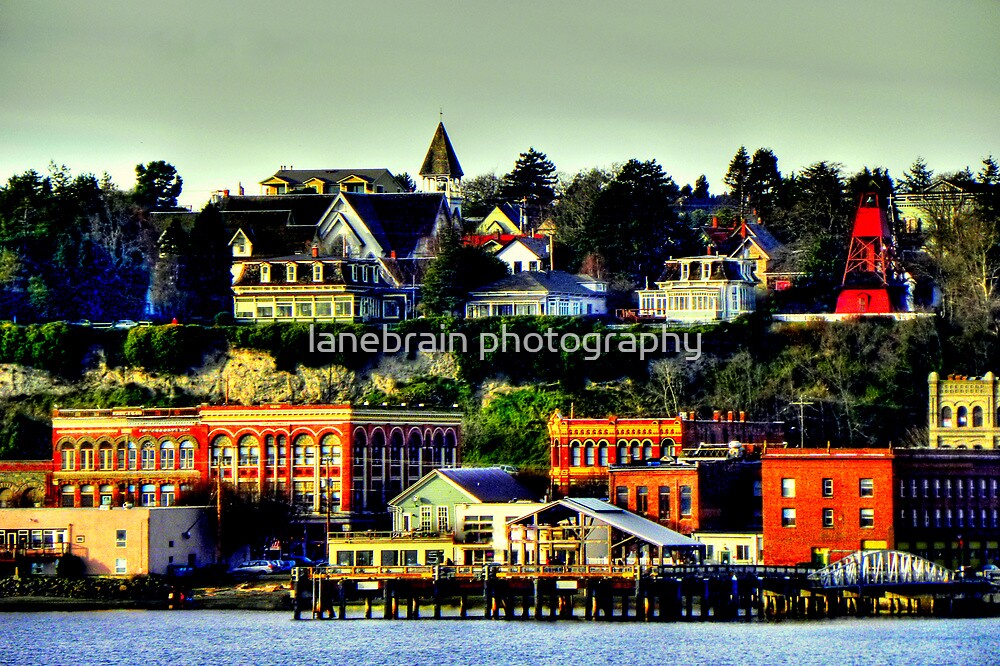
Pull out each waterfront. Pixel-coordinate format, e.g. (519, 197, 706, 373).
(2, 611, 998, 665)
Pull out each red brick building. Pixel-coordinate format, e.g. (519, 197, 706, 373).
(607, 458, 761, 536)
(0, 461, 51, 508)
(49, 404, 461, 525)
(549, 410, 784, 496)
(762, 448, 894, 566)
(548, 413, 682, 496)
(893, 449, 1000, 570)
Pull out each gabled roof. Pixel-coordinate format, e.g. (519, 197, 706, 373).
(340, 192, 448, 258)
(218, 195, 335, 257)
(390, 467, 537, 507)
(470, 270, 605, 297)
(438, 468, 537, 503)
(419, 122, 463, 179)
(499, 236, 550, 260)
(378, 256, 433, 287)
(260, 168, 396, 187)
(512, 498, 703, 550)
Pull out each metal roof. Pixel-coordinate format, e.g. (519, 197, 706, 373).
(560, 498, 703, 549)
(438, 467, 537, 503)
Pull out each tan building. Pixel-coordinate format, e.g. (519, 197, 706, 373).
(0, 506, 214, 576)
(927, 372, 998, 449)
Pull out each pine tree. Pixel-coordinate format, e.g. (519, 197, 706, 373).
(499, 148, 557, 227)
(723, 146, 751, 213)
(902, 157, 934, 193)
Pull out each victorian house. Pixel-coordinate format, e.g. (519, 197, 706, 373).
(636, 255, 756, 323)
(225, 123, 465, 322)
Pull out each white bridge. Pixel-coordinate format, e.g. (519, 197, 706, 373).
(809, 550, 954, 588)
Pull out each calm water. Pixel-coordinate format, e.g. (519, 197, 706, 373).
(1, 611, 998, 665)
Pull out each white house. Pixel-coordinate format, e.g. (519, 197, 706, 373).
(637, 255, 756, 323)
(495, 236, 550, 274)
(465, 271, 608, 318)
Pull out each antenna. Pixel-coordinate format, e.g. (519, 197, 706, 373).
(790, 397, 814, 448)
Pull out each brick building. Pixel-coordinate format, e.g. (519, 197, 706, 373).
(0, 461, 50, 508)
(893, 448, 1000, 570)
(607, 458, 761, 537)
(548, 412, 682, 496)
(549, 410, 783, 496)
(761, 448, 895, 566)
(49, 404, 461, 527)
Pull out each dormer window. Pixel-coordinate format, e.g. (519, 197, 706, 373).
(313, 263, 323, 282)
(702, 262, 712, 280)
(260, 264, 271, 283)
(286, 264, 297, 282)
(680, 263, 690, 280)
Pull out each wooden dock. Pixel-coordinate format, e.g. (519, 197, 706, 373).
(290, 563, 998, 621)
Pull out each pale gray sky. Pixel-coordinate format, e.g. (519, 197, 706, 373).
(1, 1, 997, 209)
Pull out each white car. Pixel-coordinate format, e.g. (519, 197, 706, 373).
(228, 560, 276, 575)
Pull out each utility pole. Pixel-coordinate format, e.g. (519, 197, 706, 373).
(789, 398, 814, 448)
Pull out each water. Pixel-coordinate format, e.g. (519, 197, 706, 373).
(1, 611, 998, 665)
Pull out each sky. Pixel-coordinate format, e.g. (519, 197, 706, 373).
(1, 1, 997, 210)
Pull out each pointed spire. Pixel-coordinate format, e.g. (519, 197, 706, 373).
(420, 122, 464, 179)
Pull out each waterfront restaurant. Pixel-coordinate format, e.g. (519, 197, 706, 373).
(506, 497, 705, 566)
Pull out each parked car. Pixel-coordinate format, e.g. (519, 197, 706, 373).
(228, 560, 277, 576)
(285, 555, 315, 568)
(269, 559, 293, 572)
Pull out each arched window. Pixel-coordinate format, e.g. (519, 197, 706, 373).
(211, 436, 233, 467)
(98, 443, 113, 470)
(116, 444, 127, 470)
(617, 440, 628, 464)
(973, 406, 984, 427)
(80, 485, 95, 508)
(140, 484, 156, 507)
(941, 406, 953, 427)
(631, 440, 641, 462)
(60, 485, 75, 507)
(127, 441, 138, 470)
(140, 441, 156, 470)
(99, 485, 113, 506)
(570, 441, 582, 466)
(0, 487, 11, 508)
(642, 439, 653, 460)
(293, 434, 315, 466)
(957, 406, 968, 427)
(321, 433, 342, 466)
(585, 440, 595, 466)
(80, 443, 94, 470)
(179, 440, 195, 469)
(265, 435, 276, 466)
(239, 435, 259, 466)
(161, 484, 175, 507)
(160, 442, 175, 470)
(598, 440, 609, 466)
(60, 443, 76, 471)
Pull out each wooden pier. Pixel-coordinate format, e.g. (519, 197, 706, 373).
(291, 563, 998, 622)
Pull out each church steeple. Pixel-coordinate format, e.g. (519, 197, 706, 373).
(419, 121, 463, 218)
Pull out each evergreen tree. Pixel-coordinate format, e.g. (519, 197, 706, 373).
(693, 175, 710, 199)
(134, 161, 183, 210)
(584, 158, 686, 285)
(723, 146, 751, 213)
(747, 148, 782, 219)
(499, 148, 557, 226)
(902, 157, 934, 193)
(419, 226, 508, 316)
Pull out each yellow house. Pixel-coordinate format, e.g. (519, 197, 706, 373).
(476, 204, 524, 235)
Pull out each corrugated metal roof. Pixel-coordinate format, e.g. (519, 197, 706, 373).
(439, 467, 537, 503)
(561, 498, 702, 549)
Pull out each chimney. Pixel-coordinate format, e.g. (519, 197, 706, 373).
(727, 411, 734, 421)
(740, 220, 747, 238)
(713, 410, 721, 422)
(712, 216, 718, 228)
(390, 250, 396, 259)
(311, 244, 319, 258)
(706, 245, 713, 255)
(223, 189, 229, 197)
(739, 411, 746, 422)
